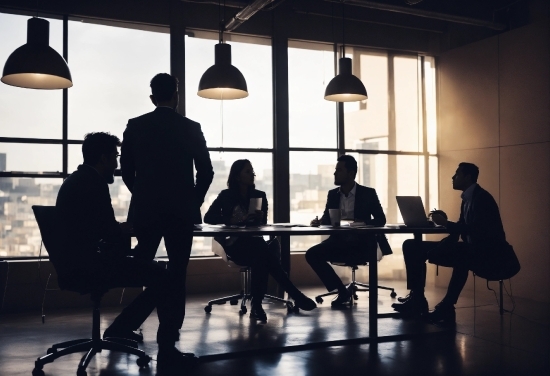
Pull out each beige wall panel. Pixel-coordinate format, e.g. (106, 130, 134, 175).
(500, 142, 550, 303)
(438, 37, 500, 152)
(499, 20, 550, 145)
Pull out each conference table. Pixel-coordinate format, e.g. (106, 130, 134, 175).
(193, 224, 449, 341)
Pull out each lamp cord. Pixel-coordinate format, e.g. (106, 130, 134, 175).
(341, 0, 345, 58)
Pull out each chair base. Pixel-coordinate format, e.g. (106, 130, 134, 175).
(32, 337, 150, 376)
(204, 291, 296, 315)
(315, 281, 397, 305)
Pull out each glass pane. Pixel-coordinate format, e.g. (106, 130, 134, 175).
(68, 21, 170, 140)
(394, 55, 422, 152)
(429, 156, 439, 211)
(344, 49, 388, 150)
(0, 13, 62, 139)
(424, 56, 437, 154)
(0, 178, 62, 257)
(347, 152, 426, 279)
(288, 40, 336, 148)
(289, 151, 338, 251)
(185, 31, 273, 149)
(0, 143, 61, 172)
(68, 144, 82, 173)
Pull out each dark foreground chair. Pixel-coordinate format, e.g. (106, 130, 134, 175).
(315, 261, 397, 305)
(31, 206, 150, 376)
(204, 239, 296, 315)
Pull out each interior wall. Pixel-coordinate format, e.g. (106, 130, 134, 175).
(436, 17, 550, 303)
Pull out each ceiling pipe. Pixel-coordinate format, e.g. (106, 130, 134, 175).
(325, 0, 507, 31)
(225, 0, 276, 32)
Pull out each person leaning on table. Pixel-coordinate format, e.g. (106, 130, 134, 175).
(306, 154, 388, 308)
(204, 159, 316, 322)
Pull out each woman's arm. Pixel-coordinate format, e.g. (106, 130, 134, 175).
(204, 192, 227, 225)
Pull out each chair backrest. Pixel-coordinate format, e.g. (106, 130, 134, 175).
(32, 206, 65, 268)
(212, 237, 242, 268)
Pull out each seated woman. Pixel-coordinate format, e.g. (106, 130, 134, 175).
(204, 159, 316, 321)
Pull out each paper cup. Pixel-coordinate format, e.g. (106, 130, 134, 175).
(329, 209, 341, 227)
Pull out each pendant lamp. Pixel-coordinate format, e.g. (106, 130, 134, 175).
(324, 3, 367, 102)
(197, 43, 248, 100)
(197, 2, 248, 100)
(1, 18, 72, 89)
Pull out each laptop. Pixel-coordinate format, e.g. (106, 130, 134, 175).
(395, 196, 432, 228)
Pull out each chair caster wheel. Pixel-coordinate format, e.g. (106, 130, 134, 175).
(204, 305, 212, 313)
(76, 368, 87, 376)
(353, 295, 359, 300)
(47, 347, 56, 354)
(230, 299, 239, 305)
(390, 291, 397, 298)
(32, 369, 45, 376)
(286, 302, 295, 313)
(136, 355, 151, 368)
(240, 307, 247, 315)
(315, 297, 323, 304)
(293, 306, 300, 313)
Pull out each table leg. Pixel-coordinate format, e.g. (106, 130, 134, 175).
(369, 243, 378, 341)
(278, 235, 291, 298)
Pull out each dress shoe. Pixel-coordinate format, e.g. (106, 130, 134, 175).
(157, 347, 198, 375)
(397, 292, 412, 303)
(427, 302, 456, 325)
(103, 326, 143, 343)
(391, 294, 428, 318)
(250, 304, 267, 321)
(292, 292, 317, 311)
(330, 290, 352, 307)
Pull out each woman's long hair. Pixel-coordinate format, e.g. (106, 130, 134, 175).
(227, 159, 254, 192)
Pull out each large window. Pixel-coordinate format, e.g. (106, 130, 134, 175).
(0, 10, 437, 264)
(288, 42, 438, 280)
(0, 14, 170, 258)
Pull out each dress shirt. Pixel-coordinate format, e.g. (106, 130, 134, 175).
(339, 183, 357, 220)
(460, 183, 478, 225)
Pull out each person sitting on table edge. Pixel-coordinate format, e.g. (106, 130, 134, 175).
(306, 154, 391, 308)
(55, 132, 197, 373)
(204, 159, 316, 321)
(392, 162, 520, 325)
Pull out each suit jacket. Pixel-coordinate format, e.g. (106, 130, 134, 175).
(444, 184, 519, 279)
(320, 184, 389, 254)
(121, 107, 214, 226)
(55, 164, 122, 273)
(204, 188, 268, 226)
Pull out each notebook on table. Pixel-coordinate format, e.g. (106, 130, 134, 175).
(395, 196, 433, 228)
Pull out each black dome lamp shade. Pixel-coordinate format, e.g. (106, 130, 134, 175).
(197, 42, 248, 100)
(324, 2, 367, 103)
(324, 57, 368, 102)
(1, 18, 72, 90)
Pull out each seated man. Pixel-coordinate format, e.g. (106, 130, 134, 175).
(56, 132, 196, 373)
(392, 162, 514, 325)
(306, 155, 386, 307)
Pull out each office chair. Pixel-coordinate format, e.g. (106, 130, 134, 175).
(204, 238, 296, 314)
(315, 260, 397, 305)
(31, 206, 150, 376)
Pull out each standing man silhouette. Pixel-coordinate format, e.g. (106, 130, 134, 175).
(121, 73, 214, 372)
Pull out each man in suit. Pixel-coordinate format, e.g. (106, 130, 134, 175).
(120, 73, 214, 370)
(392, 162, 514, 325)
(306, 155, 386, 307)
(56, 133, 192, 372)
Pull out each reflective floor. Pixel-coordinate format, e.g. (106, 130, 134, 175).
(1, 281, 548, 375)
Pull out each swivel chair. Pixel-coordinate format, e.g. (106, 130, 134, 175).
(315, 260, 397, 305)
(31, 206, 150, 376)
(204, 238, 296, 314)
